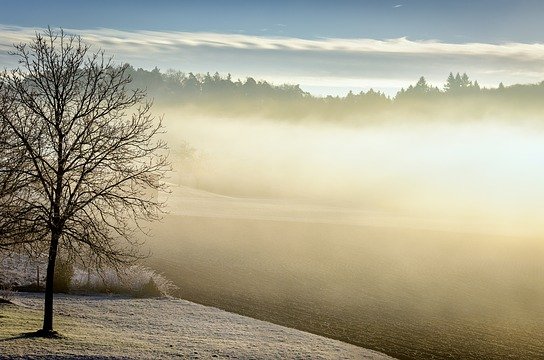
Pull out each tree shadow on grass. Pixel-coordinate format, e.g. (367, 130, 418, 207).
(0, 330, 63, 342)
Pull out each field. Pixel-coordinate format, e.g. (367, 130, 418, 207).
(144, 210, 544, 360)
(0, 293, 390, 359)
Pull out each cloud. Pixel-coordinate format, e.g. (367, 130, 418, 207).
(2, 25, 544, 60)
(1, 25, 543, 95)
(81, 30, 544, 59)
(394, 4, 403, 8)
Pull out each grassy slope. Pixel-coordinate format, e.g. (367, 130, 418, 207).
(0, 293, 392, 359)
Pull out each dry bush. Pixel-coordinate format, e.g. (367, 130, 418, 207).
(72, 265, 177, 297)
(53, 259, 74, 293)
(2, 253, 176, 297)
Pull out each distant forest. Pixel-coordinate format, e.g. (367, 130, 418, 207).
(126, 65, 544, 122)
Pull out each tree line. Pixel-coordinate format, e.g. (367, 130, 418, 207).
(127, 66, 544, 121)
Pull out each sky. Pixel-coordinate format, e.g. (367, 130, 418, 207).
(1, 0, 544, 95)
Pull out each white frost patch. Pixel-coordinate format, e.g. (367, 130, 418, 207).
(4, 292, 394, 359)
(0, 254, 46, 287)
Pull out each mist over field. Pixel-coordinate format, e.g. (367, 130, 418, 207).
(161, 109, 544, 237)
(143, 107, 544, 359)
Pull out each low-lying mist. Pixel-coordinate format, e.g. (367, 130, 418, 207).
(161, 108, 544, 238)
(143, 108, 544, 359)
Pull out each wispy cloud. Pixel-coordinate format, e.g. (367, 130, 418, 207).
(2, 25, 544, 59)
(1, 25, 543, 95)
(80, 29, 544, 59)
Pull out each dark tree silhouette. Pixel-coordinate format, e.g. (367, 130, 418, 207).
(0, 29, 169, 336)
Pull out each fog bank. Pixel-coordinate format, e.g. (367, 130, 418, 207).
(161, 110, 544, 238)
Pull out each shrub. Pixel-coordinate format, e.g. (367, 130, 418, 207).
(53, 259, 74, 293)
(1, 253, 177, 297)
(137, 278, 162, 298)
(71, 265, 177, 297)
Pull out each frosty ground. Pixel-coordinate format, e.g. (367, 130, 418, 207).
(0, 293, 392, 359)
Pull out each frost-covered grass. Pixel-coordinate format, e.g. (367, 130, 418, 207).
(0, 253, 176, 297)
(0, 254, 46, 289)
(0, 292, 393, 359)
(71, 265, 177, 297)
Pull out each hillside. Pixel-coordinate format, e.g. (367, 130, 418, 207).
(0, 293, 392, 359)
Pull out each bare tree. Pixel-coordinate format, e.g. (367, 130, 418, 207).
(0, 29, 169, 336)
(0, 83, 46, 252)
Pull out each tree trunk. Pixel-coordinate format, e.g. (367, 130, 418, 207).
(42, 229, 60, 333)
